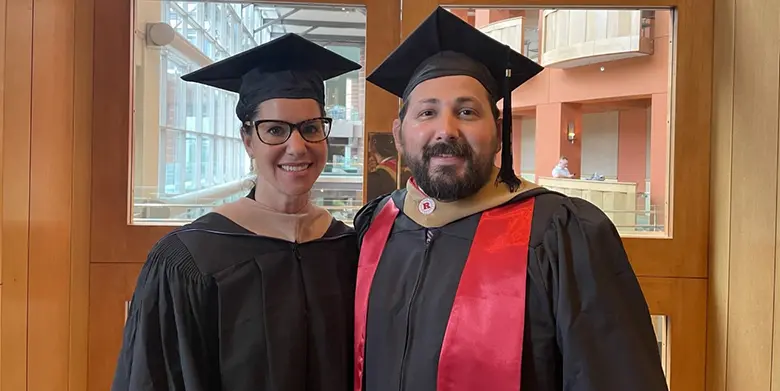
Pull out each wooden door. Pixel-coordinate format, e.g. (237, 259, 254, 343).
(88, 0, 400, 389)
(399, 1, 711, 390)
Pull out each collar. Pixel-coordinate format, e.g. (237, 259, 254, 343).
(212, 196, 333, 243)
(402, 166, 539, 228)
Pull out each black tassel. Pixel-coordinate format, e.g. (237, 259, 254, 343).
(497, 45, 521, 192)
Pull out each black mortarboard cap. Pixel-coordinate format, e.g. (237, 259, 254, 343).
(367, 7, 544, 191)
(181, 33, 361, 121)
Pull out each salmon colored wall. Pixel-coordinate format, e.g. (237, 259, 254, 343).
(512, 11, 670, 109)
(618, 108, 649, 192)
(475, 10, 525, 29)
(450, 9, 475, 26)
(456, 9, 671, 204)
(535, 103, 582, 178)
(650, 93, 668, 215)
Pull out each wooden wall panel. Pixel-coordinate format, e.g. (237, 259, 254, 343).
(706, 0, 734, 386)
(88, 263, 142, 391)
(28, 0, 78, 386)
(640, 277, 707, 391)
(707, 0, 780, 389)
(1, 0, 34, 389)
(70, 0, 95, 387)
(0, 0, 93, 389)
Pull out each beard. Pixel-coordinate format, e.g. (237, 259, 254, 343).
(403, 138, 496, 202)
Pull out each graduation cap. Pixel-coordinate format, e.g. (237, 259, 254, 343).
(367, 7, 544, 191)
(182, 33, 361, 121)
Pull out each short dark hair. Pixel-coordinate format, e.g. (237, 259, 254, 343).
(372, 136, 397, 158)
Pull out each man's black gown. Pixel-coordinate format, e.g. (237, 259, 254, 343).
(112, 208, 357, 391)
(354, 184, 668, 391)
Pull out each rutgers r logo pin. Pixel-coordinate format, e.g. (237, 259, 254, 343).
(418, 198, 436, 215)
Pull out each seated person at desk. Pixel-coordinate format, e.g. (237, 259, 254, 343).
(552, 156, 575, 178)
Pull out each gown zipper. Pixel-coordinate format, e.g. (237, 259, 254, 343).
(398, 229, 437, 390)
(293, 242, 309, 317)
(293, 242, 310, 387)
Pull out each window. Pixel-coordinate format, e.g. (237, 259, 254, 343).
(448, 7, 673, 236)
(132, 1, 367, 224)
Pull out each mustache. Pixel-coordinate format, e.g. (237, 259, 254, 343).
(422, 140, 472, 161)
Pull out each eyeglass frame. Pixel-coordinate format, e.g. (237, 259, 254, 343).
(245, 117, 333, 146)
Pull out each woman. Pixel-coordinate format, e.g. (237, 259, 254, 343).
(112, 33, 361, 391)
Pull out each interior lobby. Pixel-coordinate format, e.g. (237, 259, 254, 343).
(0, 0, 775, 389)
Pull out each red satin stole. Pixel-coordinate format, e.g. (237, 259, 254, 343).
(354, 197, 535, 391)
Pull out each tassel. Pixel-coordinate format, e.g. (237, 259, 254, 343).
(497, 45, 521, 192)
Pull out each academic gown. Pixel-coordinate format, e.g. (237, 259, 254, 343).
(112, 190, 358, 391)
(353, 169, 668, 391)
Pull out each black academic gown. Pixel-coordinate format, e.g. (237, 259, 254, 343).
(354, 188, 668, 391)
(112, 209, 357, 390)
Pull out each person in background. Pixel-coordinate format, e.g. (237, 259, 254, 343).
(112, 33, 361, 391)
(367, 135, 400, 200)
(552, 155, 575, 178)
(353, 7, 667, 391)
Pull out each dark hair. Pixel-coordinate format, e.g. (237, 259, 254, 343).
(372, 136, 397, 158)
(239, 101, 327, 136)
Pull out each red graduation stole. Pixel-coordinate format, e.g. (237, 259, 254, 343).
(354, 197, 535, 391)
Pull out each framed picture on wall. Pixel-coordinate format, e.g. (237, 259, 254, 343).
(366, 132, 401, 201)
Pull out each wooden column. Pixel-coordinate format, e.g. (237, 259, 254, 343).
(708, 0, 780, 389)
(1, 0, 93, 388)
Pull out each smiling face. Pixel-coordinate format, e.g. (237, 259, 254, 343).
(241, 98, 328, 200)
(393, 75, 500, 201)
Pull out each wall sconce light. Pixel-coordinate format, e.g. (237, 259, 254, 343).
(566, 122, 576, 143)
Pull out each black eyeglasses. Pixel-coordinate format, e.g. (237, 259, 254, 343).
(247, 117, 333, 145)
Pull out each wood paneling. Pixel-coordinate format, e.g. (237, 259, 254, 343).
(1, 0, 93, 389)
(71, 0, 95, 387)
(707, 0, 780, 389)
(640, 277, 707, 391)
(29, 0, 78, 386)
(88, 263, 142, 391)
(2, 0, 34, 389)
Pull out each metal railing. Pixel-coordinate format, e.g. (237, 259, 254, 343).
(605, 205, 664, 233)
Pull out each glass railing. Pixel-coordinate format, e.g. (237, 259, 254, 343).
(133, 173, 364, 225)
(133, 196, 365, 226)
(322, 162, 363, 176)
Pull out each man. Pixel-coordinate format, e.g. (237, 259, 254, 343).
(366, 135, 401, 200)
(552, 156, 575, 178)
(353, 7, 667, 391)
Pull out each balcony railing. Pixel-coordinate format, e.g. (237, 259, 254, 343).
(478, 16, 539, 63)
(541, 9, 655, 68)
(133, 164, 365, 224)
(537, 176, 663, 233)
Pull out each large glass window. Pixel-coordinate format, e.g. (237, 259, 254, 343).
(447, 7, 674, 237)
(132, 1, 366, 224)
